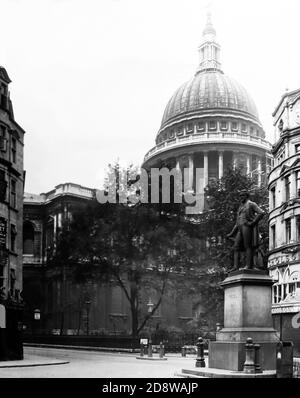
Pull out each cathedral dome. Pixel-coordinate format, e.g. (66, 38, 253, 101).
(160, 70, 260, 129)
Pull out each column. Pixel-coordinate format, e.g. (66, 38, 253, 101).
(257, 158, 262, 186)
(218, 151, 224, 179)
(246, 155, 251, 175)
(203, 151, 208, 187)
(232, 152, 237, 170)
(188, 154, 194, 191)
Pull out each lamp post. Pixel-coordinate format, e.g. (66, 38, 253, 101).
(147, 298, 154, 356)
(33, 309, 40, 335)
(85, 300, 91, 336)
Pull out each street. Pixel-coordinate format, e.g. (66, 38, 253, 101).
(0, 346, 199, 378)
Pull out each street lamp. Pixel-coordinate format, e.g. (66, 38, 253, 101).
(85, 300, 91, 336)
(33, 309, 40, 335)
(34, 308, 41, 320)
(147, 298, 154, 313)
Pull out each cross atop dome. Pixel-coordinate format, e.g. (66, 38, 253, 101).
(196, 12, 222, 74)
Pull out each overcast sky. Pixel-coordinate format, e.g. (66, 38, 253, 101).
(1, 0, 300, 193)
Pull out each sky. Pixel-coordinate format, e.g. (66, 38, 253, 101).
(1, 0, 300, 194)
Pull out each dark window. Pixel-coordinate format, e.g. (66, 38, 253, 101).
(177, 127, 183, 136)
(295, 144, 300, 153)
(0, 126, 6, 152)
(231, 122, 238, 131)
(297, 172, 300, 197)
(271, 225, 276, 249)
(10, 224, 16, 252)
(0, 84, 8, 110)
(169, 129, 174, 138)
(23, 221, 34, 255)
(187, 123, 193, 132)
(197, 121, 205, 131)
(242, 124, 247, 132)
(220, 121, 227, 130)
(271, 186, 276, 209)
(209, 120, 217, 130)
(11, 137, 16, 163)
(0, 170, 7, 203)
(10, 180, 16, 208)
(285, 218, 291, 244)
(297, 216, 300, 242)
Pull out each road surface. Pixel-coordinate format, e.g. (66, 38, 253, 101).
(0, 346, 200, 378)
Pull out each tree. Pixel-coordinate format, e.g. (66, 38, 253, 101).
(50, 198, 203, 338)
(198, 166, 269, 272)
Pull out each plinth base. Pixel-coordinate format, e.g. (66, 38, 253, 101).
(175, 367, 276, 378)
(209, 341, 278, 371)
(208, 270, 280, 371)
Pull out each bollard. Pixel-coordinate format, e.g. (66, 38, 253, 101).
(243, 337, 256, 374)
(195, 337, 205, 368)
(181, 346, 186, 357)
(140, 343, 144, 357)
(159, 342, 164, 358)
(148, 339, 153, 358)
(254, 344, 262, 373)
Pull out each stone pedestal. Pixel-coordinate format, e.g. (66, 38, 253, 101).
(209, 270, 279, 371)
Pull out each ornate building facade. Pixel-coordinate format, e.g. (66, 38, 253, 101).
(268, 88, 300, 355)
(0, 66, 25, 359)
(143, 15, 272, 210)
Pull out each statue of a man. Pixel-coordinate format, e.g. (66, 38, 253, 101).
(226, 190, 265, 270)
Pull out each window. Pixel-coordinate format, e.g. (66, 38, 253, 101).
(220, 121, 227, 130)
(0, 84, 8, 110)
(10, 224, 16, 252)
(279, 119, 284, 134)
(23, 221, 34, 255)
(285, 176, 290, 202)
(10, 180, 16, 208)
(169, 129, 175, 139)
(176, 127, 183, 136)
(231, 122, 238, 131)
(271, 224, 276, 249)
(11, 137, 16, 163)
(295, 144, 300, 153)
(187, 123, 193, 133)
(9, 269, 16, 296)
(242, 123, 247, 133)
(208, 120, 217, 130)
(250, 127, 254, 135)
(0, 170, 7, 203)
(297, 216, 300, 242)
(0, 125, 6, 152)
(285, 218, 291, 244)
(271, 186, 276, 209)
(197, 121, 205, 131)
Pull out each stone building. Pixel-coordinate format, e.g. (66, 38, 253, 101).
(268, 88, 300, 355)
(23, 183, 195, 335)
(143, 14, 272, 210)
(0, 66, 25, 359)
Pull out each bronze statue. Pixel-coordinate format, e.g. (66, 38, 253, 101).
(226, 190, 264, 270)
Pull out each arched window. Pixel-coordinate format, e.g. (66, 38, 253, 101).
(23, 221, 35, 255)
